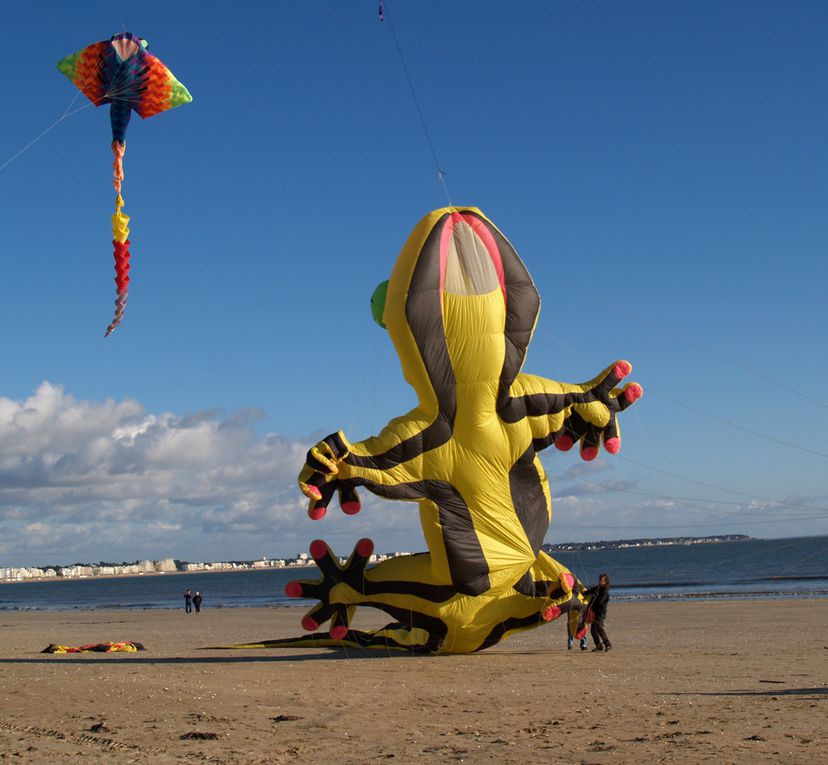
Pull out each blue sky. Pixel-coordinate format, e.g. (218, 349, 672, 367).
(1, 1, 826, 567)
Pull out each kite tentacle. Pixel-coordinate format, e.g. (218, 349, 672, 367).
(111, 140, 125, 193)
(105, 193, 131, 337)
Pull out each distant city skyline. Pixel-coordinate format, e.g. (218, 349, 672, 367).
(2, 549, 415, 582)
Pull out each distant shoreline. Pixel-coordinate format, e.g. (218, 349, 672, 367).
(544, 534, 754, 552)
(4, 534, 825, 587)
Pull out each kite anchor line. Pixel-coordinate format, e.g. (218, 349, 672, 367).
(0, 45, 116, 175)
(380, 1, 452, 207)
(0, 102, 93, 174)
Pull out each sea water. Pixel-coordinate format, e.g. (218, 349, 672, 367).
(0, 535, 825, 611)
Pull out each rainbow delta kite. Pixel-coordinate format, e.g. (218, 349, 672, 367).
(58, 32, 192, 336)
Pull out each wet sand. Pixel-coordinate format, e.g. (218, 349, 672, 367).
(0, 600, 825, 763)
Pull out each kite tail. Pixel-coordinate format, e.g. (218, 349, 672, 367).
(111, 140, 125, 193)
(105, 193, 131, 337)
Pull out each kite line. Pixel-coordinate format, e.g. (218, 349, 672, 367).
(380, 1, 452, 206)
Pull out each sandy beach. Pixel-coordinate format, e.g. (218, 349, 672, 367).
(0, 600, 824, 764)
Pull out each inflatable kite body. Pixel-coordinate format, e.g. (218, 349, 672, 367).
(57, 32, 192, 336)
(276, 208, 642, 654)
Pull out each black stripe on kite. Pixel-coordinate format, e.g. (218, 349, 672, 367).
(508, 446, 549, 555)
(356, 478, 491, 596)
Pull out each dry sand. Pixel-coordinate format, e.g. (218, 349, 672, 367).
(0, 600, 825, 764)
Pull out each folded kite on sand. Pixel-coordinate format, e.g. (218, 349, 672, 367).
(41, 641, 145, 653)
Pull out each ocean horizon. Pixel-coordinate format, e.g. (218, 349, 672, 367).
(1, 535, 825, 612)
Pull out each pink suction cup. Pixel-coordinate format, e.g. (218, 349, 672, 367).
(605, 437, 621, 454)
(308, 505, 327, 520)
(581, 446, 598, 461)
(624, 383, 643, 403)
(309, 539, 328, 560)
(356, 538, 375, 558)
(555, 435, 574, 452)
(284, 581, 303, 598)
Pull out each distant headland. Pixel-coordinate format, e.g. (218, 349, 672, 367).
(543, 534, 753, 552)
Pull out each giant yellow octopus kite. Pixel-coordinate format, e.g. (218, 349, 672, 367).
(260, 207, 641, 654)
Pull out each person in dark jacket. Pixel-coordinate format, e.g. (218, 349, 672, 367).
(192, 591, 203, 613)
(585, 573, 612, 652)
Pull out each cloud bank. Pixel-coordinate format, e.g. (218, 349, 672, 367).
(0, 383, 317, 566)
(1, 383, 823, 568)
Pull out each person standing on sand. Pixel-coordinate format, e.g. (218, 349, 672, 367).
(585, 573, 612, 652)
(184, 589, 192, 614)
(192, 591, 202, 613)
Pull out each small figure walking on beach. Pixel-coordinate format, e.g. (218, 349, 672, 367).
(184, 589, 193, 615)
(585, 573, 612, 652)
(192, 591, 202, 613)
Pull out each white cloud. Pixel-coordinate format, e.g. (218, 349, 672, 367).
(2, 383, 825, 568)
(0, 383, 338, 566)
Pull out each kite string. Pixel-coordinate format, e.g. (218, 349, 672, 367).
(0, 101, 94, 174)
(346, 330, 383, 440)
(614, 452, 826, 508)
(564, 278, 828, 410)
(648, 388, 828, 459)
(59, 86, 84, 119)
(533, 326, 827, 527)
(102, 0, 128, 32)
(1, 34, 121, 175)
(534, 324, 827, 461)
(381, 1, 452, 206)
(563, 472, 828, 518)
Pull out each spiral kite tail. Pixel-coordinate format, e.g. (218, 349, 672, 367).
(104, 292, 128, 337)
(112, 140, 125, 193)
(106, 193, 131, 337)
